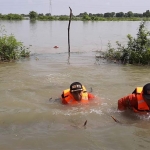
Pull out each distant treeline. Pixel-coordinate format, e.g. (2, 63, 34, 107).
(1, 10, 150, 21)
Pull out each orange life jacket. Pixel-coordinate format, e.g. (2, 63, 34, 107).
(61, 86, 89, 104)
(132, 87, 150, 113)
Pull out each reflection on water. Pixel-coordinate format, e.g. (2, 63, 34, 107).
(0, 20, 150, 149)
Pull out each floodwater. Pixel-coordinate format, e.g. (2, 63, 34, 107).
(0, 20, 150, 150)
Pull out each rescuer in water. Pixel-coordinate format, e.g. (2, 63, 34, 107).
(61, 82, 95, 105)
(118, 83, 150, 114)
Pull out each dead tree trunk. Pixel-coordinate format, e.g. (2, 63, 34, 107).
(68, 7, 72, 53)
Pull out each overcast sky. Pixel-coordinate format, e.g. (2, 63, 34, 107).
(0, 0, 150, 15)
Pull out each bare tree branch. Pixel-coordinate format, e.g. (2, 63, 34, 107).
(68, 7, 72, 53)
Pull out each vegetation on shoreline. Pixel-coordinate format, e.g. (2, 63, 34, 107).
(0, 25, 30, 62)
(101, 21, 150, 65)
(1, 10, 150, 21)
(0, 13, 23, 20)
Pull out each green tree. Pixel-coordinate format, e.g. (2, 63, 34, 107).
(89, 13, 93, 17)
(82, 12, 91, 20)
(134, 13, 143, 17)
(82, 15, 90, 20)
(116, 12, 124, 17)
(29, 11, 37, 20)
(95, 13, 103, 17)
(111, 12, 115, 17)
(104, 12, 115, 17)
(143, 10, 150, 17)
(38, 13, 44, 17)
(104, 12, 112, 17)
(126, 11, 134, 17)
(45, 13, 51, 16)
(59, 15, 69, 20)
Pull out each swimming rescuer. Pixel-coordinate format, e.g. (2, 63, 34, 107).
(118, 83, 150, 114)
(61, 82, 95, 105)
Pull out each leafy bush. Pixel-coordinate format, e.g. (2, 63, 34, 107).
(103, 21, 150, 65)
(0, 25, 30, 62)
(59, 15, 69, 20)
(0, 14, 23, 20)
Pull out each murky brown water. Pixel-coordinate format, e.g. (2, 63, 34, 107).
(0, 21, 150, 150)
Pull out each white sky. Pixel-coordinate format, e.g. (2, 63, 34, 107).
(0, 0, 150, 15)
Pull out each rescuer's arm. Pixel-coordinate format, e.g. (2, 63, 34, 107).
(118, 94, 137, 111)
(88, 92, 95, 100)
(61, 93, 68, 104)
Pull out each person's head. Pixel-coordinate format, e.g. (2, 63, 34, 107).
(70, 82, 83, 101)
(143, 83, 150, 100)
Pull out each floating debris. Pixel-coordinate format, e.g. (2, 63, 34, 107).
(54, 46, 59, 48)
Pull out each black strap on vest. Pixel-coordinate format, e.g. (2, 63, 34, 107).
(132, 89, 136, 94)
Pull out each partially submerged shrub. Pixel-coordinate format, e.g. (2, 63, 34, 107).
(103, 21, 150, 65)
(0, 25, 30, 62)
